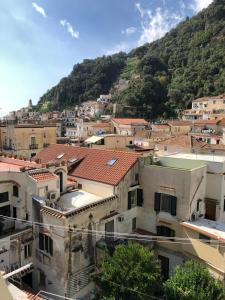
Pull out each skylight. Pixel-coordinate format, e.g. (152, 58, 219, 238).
(69, 157, 77, 163)
(107, 159, 117, 166)
(56, 153, 64, 159)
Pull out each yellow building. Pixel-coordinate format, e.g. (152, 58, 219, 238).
(0, 123, 56, 158)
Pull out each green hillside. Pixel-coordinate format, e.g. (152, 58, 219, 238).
(37, 0, 225, 119)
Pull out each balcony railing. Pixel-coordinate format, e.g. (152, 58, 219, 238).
(29, 144, 38, 150)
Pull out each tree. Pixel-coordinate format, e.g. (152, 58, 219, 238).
(164, 260, 225, 300)
(95, 242, 162, 300)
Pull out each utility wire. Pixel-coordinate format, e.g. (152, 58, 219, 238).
(0, 215, 223, 245)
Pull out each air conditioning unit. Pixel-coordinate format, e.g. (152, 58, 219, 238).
(48, 192, 57, 201)
(118, 215, 124, 222)
(190, 211, 199, 222)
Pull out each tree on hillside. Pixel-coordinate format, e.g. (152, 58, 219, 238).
(164, 260, 225, 300)
(95, 242, 162, 300)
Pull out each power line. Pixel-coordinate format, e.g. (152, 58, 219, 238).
(95, 274, 164, 300)
(0, 215, 223, 245)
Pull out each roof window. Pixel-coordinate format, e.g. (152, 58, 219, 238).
(107, 159, 117, 166)
(56, 153, 64, 159)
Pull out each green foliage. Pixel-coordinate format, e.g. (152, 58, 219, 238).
(164, 260, 225, 300)
(38, 53, 126, 111)
(95, 242, 162, 300)
(37, 0, 225, 117)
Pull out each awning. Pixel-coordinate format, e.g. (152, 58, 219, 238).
(85, 136, 104, 144)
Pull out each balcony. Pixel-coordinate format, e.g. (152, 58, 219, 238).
(29, 144, 38, 150)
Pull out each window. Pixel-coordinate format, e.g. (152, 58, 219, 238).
(128, 190, 136, 209)
(158, 255, 169, 280)
(13, 186, 19, 197)
(39, 270, 46, 288)
(154, 193, 177, 216)
(0, 205, 10, 217)
(199, 233, 210, 244)
(39, 233, 53, 255)
(107, 159, 117, 166)
(31, 136, 36, 145)
(157, 226, 175, 240)
(213, 100, 216, 104)
(24, 244, 32, 259)
(0, 192, 9, 203)
(13, 207, 17, 219)
(223, 100, 225, 104)
(132, 218, 136, 231)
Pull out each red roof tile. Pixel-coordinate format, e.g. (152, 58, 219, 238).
(29, 171, 57, 182)
(112, 118, 148, 125)
(167, 120, 192, 126)
(34, 145, 140, 186)
(193, 119, 220, 125)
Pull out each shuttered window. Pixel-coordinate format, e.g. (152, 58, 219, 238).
(154, 193, 177, 216)
(137, 189, 143, 207)
(157, 226, 175, 239)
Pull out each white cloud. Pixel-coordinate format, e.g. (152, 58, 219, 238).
(105, 43, 129, 55)
(136, 3, 184, 46)
(191, 0, 213, 13)
(32, 2, 47, 18)
(121, 27, 137, 35)
(60, 19, 79, 39)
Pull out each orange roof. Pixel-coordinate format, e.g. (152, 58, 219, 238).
(112, 118, 148, 125)
(152, 124, 170, 130)
(167, 120, 191, 126)
(91, 123, 110, 128)
(158, 135, 191, 148)
(193, 119, 220, 125)
(29, 171, 57, 182)
(34, 145, 140, 186)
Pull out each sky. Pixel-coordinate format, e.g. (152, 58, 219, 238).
(0, 0, 214, 115)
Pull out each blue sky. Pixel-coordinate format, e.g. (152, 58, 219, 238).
(0, 0, 213, 115)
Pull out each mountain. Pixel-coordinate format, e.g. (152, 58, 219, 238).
(37, 0, 225, 119)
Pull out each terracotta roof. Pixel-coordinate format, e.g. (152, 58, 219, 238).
(0, 156, 41, 168)
(167, 120, 192, 126)
(112, 118, 148, 125)
(157, 135, 191, 149)
(34, 145, 140, 185)
(91, 123, 110, 128)
(29, 171, 57, 182)
(193, 119, 220, 125)
(151, 124, 170, 130)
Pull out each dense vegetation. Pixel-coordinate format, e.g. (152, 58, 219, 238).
(95, 243, 225, 300)
(95, 242, 162, 299)
(164, 260, 225, 300)
(38, 0, 225, 118)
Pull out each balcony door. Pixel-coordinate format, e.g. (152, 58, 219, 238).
(205, 199, 216, 221)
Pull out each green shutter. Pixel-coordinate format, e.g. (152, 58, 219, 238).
(137, 189, 143, 207)
(128, 191, 132, 209)
(39, 233, 44, 250)
(154, 193, 161, 212)
(171, 196, 177, 216)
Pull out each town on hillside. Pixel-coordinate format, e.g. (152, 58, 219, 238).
(1, 93, 225, 299)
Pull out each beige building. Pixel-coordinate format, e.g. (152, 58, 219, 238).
(183, 94, 225, 120)
(140, 153, 225, 280)
(1, 124, 56, 158)
(84, 134, 134, 151)
(111, 118, 148, 136)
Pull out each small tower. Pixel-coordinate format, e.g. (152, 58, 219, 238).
(28, 99, 33, 111)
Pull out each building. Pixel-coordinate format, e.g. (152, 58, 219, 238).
(183, 94, 225, 121)
(84, 134, 134, 151)
(0, 124, 57, 158)
(111, 118, 148, 136)
(32, 145, 141, 298)
(140, 153, 225, 280)
(166, 120, 192, 135)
